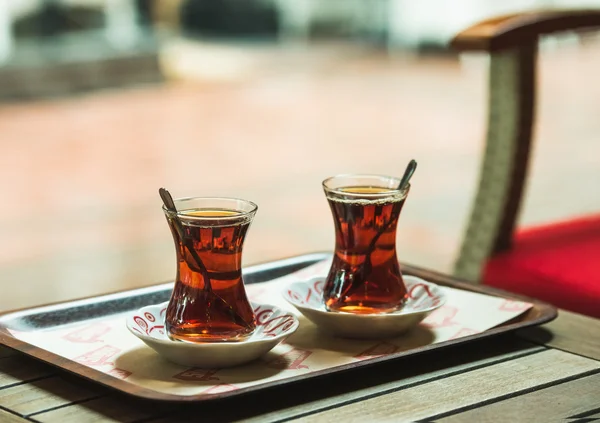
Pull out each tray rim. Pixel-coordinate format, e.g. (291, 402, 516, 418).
(0, 252, 558, 403)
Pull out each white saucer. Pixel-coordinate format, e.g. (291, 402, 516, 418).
(283, 275, 445, 339)
(126, 302, 299, 368)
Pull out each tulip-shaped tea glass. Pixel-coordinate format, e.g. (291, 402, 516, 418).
(322, 175, 410, 314)
(163, 197, 257, 343)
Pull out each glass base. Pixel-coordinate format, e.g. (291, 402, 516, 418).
(326, 298, 407, 315)
(167, 323, 255, 343)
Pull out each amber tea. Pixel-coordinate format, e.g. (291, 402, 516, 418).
(163, 198, 257, 343)
(323, 176, 409, 314)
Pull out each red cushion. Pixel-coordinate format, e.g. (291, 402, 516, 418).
(483, 214, 600, 318)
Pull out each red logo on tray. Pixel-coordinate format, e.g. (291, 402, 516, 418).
(173, 368, 220, 381)
(203, 383, 238, 394)
(499, 300, 530, 312)
(74, 345, 120, 366)
(422, 305, 459, 328)
(356, 342, 399, 358)
(449, 327, 478, 340)
(266, 348, 312, 370)
(107, 368, 132, 379)
(63, 323, 111, 343)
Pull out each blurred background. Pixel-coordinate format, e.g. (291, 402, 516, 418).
(1, 0, 599, 311)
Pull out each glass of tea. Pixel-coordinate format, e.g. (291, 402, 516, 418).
(322, 174, 410, 314)
(163, 197, 258, 343)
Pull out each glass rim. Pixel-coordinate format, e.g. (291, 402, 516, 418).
(322, 173, 410, 199)
(162, 196, 258, 222)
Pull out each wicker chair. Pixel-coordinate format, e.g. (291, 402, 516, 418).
(451, 10, 600, 318)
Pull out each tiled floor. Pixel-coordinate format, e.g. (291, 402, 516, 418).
(1, 39, 599, 311)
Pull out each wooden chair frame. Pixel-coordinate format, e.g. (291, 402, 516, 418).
(451, 10, 600, 282)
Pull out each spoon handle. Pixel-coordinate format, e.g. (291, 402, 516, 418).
(158, 188, 214, 291)
(159, 188, 177, 211)
(398, 159, 417, 191)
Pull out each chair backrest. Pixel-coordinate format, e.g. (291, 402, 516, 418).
(451, 10, 600, 282)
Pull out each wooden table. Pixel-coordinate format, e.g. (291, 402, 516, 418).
(0, 310, 598, 422)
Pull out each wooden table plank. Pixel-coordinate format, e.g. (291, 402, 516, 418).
(437, 373, 600, 422)
(0, 376, 103, 416)
(0, 310, 594, 422)
(518, 310, 600, 360)
(297, 349, 600, 422)
(236, 347, 545, 423)
(0, 356, 54, 389)
(32, 396, 157, 423)
(146, 339, 545, 423)
(0, 408, 29, 423)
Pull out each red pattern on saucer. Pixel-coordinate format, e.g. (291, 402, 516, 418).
(284, 276, 444, 313)
(128, 303, 296, 342)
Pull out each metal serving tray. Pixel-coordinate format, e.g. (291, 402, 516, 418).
(0, 252, 557, 402)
